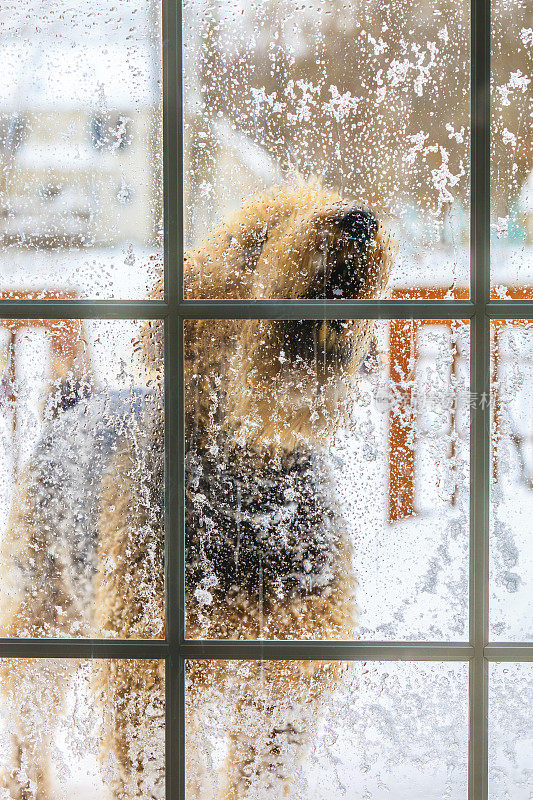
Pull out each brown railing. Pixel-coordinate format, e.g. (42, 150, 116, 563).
(389, 286, 532, 521)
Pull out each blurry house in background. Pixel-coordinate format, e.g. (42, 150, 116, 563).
(0, 37, 279, 255)
(0, 100, 277, 253)
(0, 30, 160, 251)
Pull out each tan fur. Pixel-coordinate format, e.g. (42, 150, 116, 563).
(0, 182, 393, 799)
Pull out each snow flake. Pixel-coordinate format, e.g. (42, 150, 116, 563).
(324, 85, 359, 122)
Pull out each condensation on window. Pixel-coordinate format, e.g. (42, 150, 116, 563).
(491, 0, 533, 295)
(184, 318, 470, 641)
(183, 0, 471, 298)
(0, 318, 164, 640)
(0, 0, 163, 300)
(490, 320, 533, 641)
(0, 658, 165, 799)
(489, 662, 533, 800)
(185, 659, 469, 799)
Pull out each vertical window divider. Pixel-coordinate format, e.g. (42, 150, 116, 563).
(469, 0, 491, 798)
(164, 0, 184, 798)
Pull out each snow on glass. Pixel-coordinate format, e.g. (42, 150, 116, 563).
(491, 0, 533, 294)
(0, 0, 163, 299)
(0, 319, 164, 641)
(0, 659, 165, 799)
(490, 321, 533, 641)
(186, 660, 468, 799)
(489, 663, 533, 800)
(184, 0, 471, 296)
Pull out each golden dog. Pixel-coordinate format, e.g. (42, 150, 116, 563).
(0, 181, 392, 799)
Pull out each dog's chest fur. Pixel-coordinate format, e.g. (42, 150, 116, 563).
(185, 445, 341, 600)
(21, 393, 342, 620)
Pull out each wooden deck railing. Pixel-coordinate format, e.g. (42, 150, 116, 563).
(389, 286, 532, 522)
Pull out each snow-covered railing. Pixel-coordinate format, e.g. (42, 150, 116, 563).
(388, 284, 533, 522)
(0, 290, 87, 475)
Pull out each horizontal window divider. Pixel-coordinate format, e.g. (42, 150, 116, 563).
(484, 643, 533, 662)
(2, 299, 530, 322)
(180, 641, 474, 661)
(3, 642, 530, 664)
(0, 300, 170, 320)
(486, 301, 533, 319)
(175, 299, 476, 320)
(0, 298, 486, 321)
(0, 638, 169, 659)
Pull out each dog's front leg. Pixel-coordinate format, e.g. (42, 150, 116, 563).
(93, 658, 165, 800)
(220, 698, 319, 800)
(186, 697, 218, 800)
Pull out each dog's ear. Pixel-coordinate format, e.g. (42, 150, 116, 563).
(185, 183, 344, 299)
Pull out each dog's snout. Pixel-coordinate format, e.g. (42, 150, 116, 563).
(337, 208, 378, 245)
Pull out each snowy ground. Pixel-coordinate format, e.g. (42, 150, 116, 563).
(0, 249, 531, 797)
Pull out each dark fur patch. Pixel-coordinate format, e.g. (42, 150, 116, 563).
(185, 448, 340, 600)
(277, 319, 353, 365)
(304, 210, 379, 300)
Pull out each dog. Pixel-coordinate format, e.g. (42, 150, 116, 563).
(0, 181, 393, 799)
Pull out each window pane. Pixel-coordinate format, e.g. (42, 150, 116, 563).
(185, 318, 469, 640)
(0, 0, 162, 300)
(186, 659, 468, 798)
(490, 320, 533, 641)
(0, 658, 164, 798)
(183, 0, 470, 299)
(491, 0, 533, 297)
(0, 318, 164, 638)
(489, 662, 533, 799)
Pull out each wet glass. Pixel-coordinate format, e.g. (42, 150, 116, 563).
(0, 0, 163, 299)
(489, 662, 533, 799)
(183, 0, 470, 298)
(185, 318, 470, 640)
(0, 318, 164, 638)
(185, 659, 468, 799)
(490, 320, 533, 641)
(0, 658, 165, 799)
(491, 0, 533, 297)
(183, 0, 471, 298)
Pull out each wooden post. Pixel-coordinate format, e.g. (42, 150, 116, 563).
(491, 324, 501, 485)
(388, 319, 418, 522)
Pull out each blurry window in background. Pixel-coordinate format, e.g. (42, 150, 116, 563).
(90, 114, 132, 152)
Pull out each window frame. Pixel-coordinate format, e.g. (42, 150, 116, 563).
(0, 1, 531, 798)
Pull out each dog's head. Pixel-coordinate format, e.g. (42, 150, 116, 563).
(144, 182, 394, 452)
(185, 182, 392, 302)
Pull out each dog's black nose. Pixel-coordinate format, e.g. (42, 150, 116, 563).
(337, 208, 378, 245)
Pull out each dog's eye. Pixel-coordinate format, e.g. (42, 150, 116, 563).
(242, 234, 268, 270)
